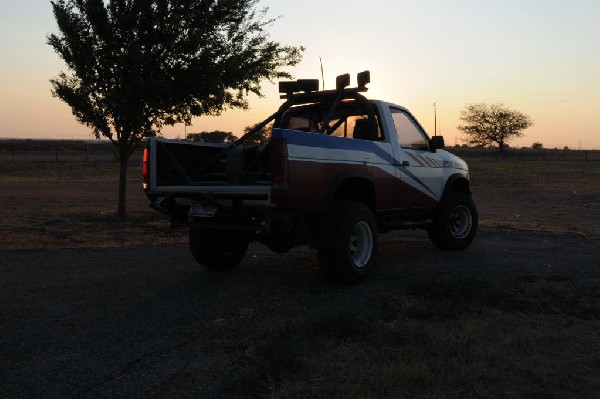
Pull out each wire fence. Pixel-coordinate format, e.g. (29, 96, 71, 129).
(445, 147, 600, 162)
(1, 140, 599, 164)
(0, 142, 143, 165)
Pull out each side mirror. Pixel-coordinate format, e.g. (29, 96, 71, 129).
(430, 136, 445, 151)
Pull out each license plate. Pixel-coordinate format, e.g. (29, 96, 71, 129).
(188, 201, 218, 218)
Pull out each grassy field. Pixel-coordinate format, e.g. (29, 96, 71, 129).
(236, 278, 600, 398)
(469, 158, 600, 237)
(1, 145, 599, 397)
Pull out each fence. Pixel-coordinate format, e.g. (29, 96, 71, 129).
(0, 141, 143, 164)
(448, 147, 600, 162)
(1, 140, 599, 164)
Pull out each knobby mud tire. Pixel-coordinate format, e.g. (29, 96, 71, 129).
(317, 202, 378, 284)
(428, 191, 478, 251)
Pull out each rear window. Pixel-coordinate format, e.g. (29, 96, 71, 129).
(280, 101, 383, 141)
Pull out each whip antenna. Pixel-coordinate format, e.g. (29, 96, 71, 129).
(319, 56, 325, 90)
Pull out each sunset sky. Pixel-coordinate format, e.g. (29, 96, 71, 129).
(1, 0, 599, 149)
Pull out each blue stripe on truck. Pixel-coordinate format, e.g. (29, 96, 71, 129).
(272, 128, 438, 199)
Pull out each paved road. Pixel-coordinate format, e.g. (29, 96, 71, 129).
(1, 229, 598, 398)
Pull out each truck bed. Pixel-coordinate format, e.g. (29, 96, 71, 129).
(152, 139, 270, 187)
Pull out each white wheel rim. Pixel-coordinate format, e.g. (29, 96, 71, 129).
(449, 205, 473, 239)
(349, 221, 373, 268)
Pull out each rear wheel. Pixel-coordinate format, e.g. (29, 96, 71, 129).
(317, 202, 378, 284)
(428, 191, 478, 250)
(189, 228, 249, 270)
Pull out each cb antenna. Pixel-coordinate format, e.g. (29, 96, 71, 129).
(319, 56, 325, 90)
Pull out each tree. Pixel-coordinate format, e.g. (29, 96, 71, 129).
(457, 103, 533, 152)
(243, 122, 272, 145)
(48, 0, 303, 217)
(531, 142, 543, 150)
(186, 130, 235, 143)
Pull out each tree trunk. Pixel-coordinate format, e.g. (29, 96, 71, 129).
(117, 146, 129, 219)
(498, 140, 505, 152)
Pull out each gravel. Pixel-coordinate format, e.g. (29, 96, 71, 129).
(1, 229, 598, 398)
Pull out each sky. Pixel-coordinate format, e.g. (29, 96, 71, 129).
(1, 0, 599, 149)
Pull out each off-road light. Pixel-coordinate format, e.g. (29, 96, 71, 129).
(336, 73, 350, 90)
(357, 70, 370, 88)
(296, 79, 319, 93)
(279, 81, 299, 95)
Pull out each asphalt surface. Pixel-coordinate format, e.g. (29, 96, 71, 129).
(1, 229, 599, 398)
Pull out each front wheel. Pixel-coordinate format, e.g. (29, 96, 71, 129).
(428, 191, 478, 250)
(317, 202, 378, 284)
(189, 228, 249, 270)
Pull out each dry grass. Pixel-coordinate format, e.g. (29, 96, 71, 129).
(1, 150, 599, 250)
(236, 278, 600, 398)
(469, 159, 600, 237)
(0, 160, 185, 250)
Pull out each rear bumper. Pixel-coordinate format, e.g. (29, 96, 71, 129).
(146, 184, 273, 208)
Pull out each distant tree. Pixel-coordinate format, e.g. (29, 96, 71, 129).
(243, 122, 273, 145)
(457, 103, 533, 152)
(531, 142, 543, 150)
(48, 0, 303, 217)
(187, 131, 235, 143)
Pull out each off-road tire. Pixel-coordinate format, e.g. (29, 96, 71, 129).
(428, 191, 478, 250)
(189, 228, 249, 270)
(317, 202, 378, 284)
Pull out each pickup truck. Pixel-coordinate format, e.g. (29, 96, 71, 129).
(143, 71, 477, 283)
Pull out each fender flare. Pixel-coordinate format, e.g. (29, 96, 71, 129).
(324, 171, 375, 209)
(441, 173, 471, 200)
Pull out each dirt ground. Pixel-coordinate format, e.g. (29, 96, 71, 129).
(470, 159, 600, 236)
(0, 162, 182, 250)
(1, 158, 599, 251)
(1, 156, 599, 397)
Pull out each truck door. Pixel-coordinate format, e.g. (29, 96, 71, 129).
(389, 107, 443, 210)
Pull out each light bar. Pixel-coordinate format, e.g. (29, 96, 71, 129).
(296, 79, 319, 93)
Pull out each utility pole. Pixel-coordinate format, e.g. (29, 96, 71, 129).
(433, 102, 437, 136)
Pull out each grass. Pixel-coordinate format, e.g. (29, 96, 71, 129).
(0, 160, 187, 250)
(234, 277, 600, 398)
(0, 160, 125, 178)
(464, 158, 600, 237)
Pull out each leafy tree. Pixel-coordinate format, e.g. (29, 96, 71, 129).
(457, 103, 533, 152)
(243, 122, 273, 145)
(186, 130, 235, 143)
(531, 142, 543, 150)
(48, 0, 303, 217)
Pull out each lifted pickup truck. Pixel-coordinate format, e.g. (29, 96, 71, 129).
(143, 71, 477, 283)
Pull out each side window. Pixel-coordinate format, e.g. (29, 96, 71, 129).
(390, 108, 429, 150)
